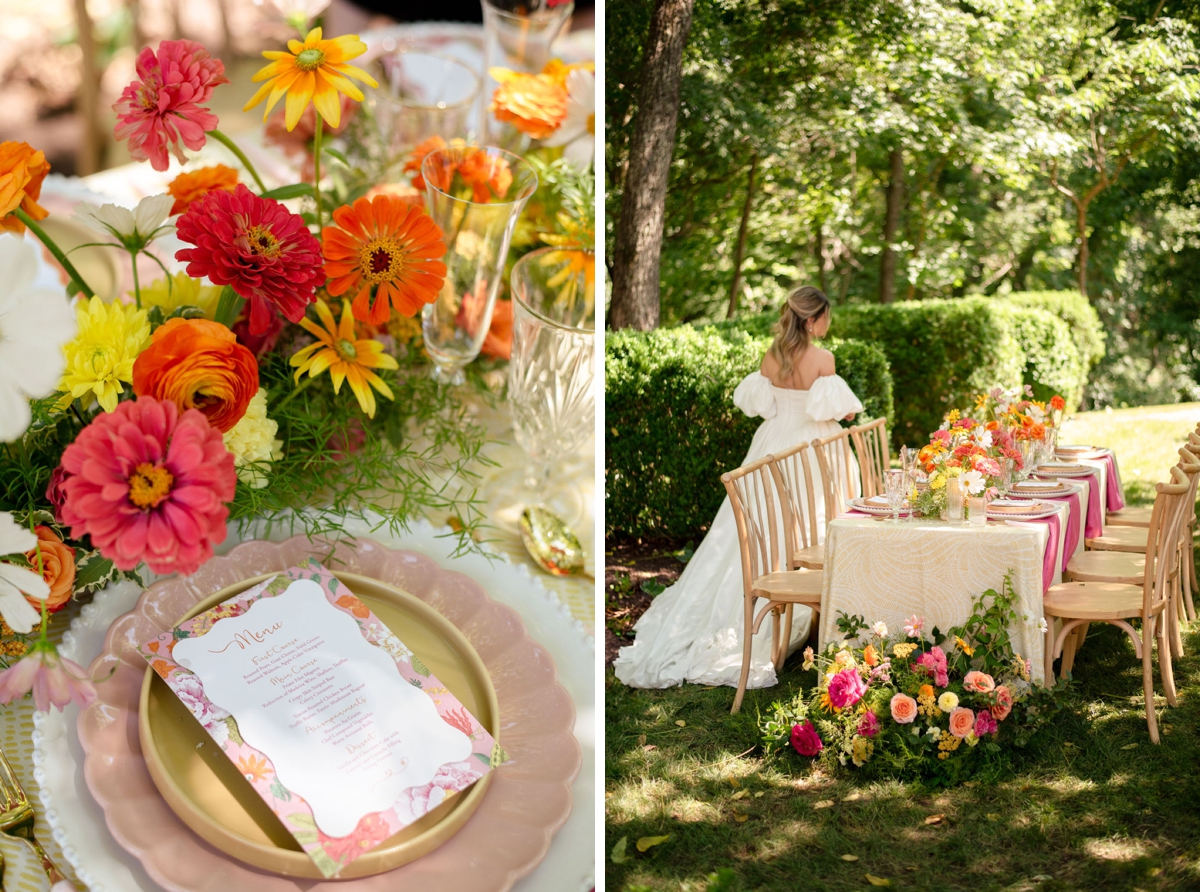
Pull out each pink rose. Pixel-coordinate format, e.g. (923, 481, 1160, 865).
(857, 711, 880, 738)
(916, 647, 949, 687)
(948, 706, 976, 738)
(991, 684, 1013, 720)
(790, 720, 823, 757)
(963, 671, 996, 693)
(974, 710, 998, 736)
(827, 667, 867, 709)
(890, 693, 918, 724)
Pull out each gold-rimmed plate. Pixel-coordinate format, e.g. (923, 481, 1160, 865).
(137, 571, 498, 880)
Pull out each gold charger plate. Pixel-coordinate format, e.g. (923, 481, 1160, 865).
(137, 571, 499, 880)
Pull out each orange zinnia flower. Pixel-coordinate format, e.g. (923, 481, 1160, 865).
(322, 195, 447, 324)
(404, 135, 449, 192)
(167, 165, 239, 216)
(489, 68, 568, 139)
(132, 318, 260, 432)
(0, 141, 50, 233)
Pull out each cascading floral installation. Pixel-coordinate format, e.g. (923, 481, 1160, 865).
(0, 24, 592, 712)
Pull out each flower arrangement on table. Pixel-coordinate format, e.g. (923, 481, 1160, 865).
(911, 410, 1008, 517)
(0, 21, 594, 712)
(758, 575, 1061, 784)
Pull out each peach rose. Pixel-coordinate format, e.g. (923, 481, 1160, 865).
(963, 670, 996, 693)
(167, 164, 239, 216)
(24, 526, 75, 612)
(948, 706, 976, 738)
(991, 684, 1014, 721)
(890, 692, 917, 724)
(132, 318, 259, 433)
(0, 140, 50, 233)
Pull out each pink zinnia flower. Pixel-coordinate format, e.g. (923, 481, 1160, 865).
(112, 40, 229, 172)
(57, 397, 236, 576)
(827, 667, 867, 709)
(175, 185, 324, 335)
(974, 710, 998, 736)
(790, 720, 823, 757)
(0, 647, 97, 712)
(857, 711, 880, 738)
(975, 456, 1001, 477)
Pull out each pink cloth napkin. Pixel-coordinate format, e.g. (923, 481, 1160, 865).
(1015, 489, 1081, 572)
(1099, 451, 1126, 512)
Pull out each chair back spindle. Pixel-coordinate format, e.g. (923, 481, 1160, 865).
(768, 441, 821, 560)
(849, 418, 890, 498)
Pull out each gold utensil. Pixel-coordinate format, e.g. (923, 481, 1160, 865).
(0, 744, 68, 886)
(519, 506, 590, 577)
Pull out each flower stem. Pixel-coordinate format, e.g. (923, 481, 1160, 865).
(209, 129, 269, 194)
(14, 208, 95, 299)
(273, 373, 315, 414)
(214, 285, 245, 329)
(312, 117, 324, 230)
(130, 250, 142, 308)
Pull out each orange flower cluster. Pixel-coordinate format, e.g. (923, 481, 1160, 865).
(405, 137, 514, 203)
(0, 141, 50, 233)
(167, 165, 239, 215)
(132, 318, 259, 432)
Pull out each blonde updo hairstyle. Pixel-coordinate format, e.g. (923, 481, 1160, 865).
(767, 285, 831, 382)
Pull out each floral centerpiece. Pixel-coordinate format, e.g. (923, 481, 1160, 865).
(911, 410, 1008, 517)
(759, 575, 1061, 784)
(0, 21, 594, 711)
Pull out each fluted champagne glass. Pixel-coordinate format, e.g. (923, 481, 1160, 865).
(508, 246, 596, 499)
(421, 145, 537, 385)
(369, 51, 480, 160)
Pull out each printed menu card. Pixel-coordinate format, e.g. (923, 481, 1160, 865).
(138, 559, 500, 878)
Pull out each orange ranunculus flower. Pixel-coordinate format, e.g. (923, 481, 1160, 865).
(404, 135, 450, 192)
(1049, 394, 1066, 411)
(489, 69, 568, 139)
(0, 141, 50, 233)
(167, 164, 239, 216)
(132, 318, 259, 432)
(1030, 422, 1045, 440)
(322, 195, 447, 325)
(24, 526, 75, 612)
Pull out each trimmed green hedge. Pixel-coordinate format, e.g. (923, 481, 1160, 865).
(709, 293, 1094, 450)
(605, 327, 893, 541)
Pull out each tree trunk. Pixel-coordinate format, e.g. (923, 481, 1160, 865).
(609, 0, 695, 330)
(726, 153, 758, 318)
(1075, 200, 1089, 297)
(72, 0, 100, 176)
(879, 147, 904, 304)
(814, 220, 827, 294)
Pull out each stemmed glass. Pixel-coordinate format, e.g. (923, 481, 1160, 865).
(885, 469, 907, 523)
(900, 446, 920, 519)
(420, 145, 538, 385)
(368, 51, 480, 160)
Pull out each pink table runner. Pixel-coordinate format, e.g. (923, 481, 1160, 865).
(1009, 488, 1081, 573)
(1037, 471, 1102, 539)
(1099, 451, 1126, 511)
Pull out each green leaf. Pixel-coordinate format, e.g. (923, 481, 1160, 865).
(610, 836, 629, 864)
(637, 834, 671, 852)
(260, 183, 317, 201)
(411, 654, 432, 677)
(73, 556, 116, 594)
(641, 578, 666, 596)
(269, 779, 292, 801)
(474, 752, 492, 766)
(322, 146, 352, 167)
(225, 716, 245, 746)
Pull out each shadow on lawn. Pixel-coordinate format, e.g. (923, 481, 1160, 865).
(606, 621, 1200, 892)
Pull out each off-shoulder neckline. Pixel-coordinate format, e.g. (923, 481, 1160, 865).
(757, 371, 840, 392)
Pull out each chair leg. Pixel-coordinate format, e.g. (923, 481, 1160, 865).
(1143, 619, 1160, 744)
(776, 604, 794, 671)
(1044, 620, 1057, 690)
(1185, 536, 1197, 621)
(1158, 611, 1178, 708)
(1060, 628, 1078, 680)
(732, 596, 756, 714)
(1171, 576, 1185, 659)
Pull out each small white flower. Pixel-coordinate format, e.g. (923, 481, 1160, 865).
(0, 235, 76, 442)
(911, 726, 920, 736)
(960, 469, 985, 496)
(872, 621, 888, 638)
(1037, 617, 1049, 634)
(260, 0, 331, 30)
(926, 726, 942, 740)
(541, 68, 595, 171)
(0, 512, 49, 634)
(937, 691, 959, 712)
(979, 430, 993, 449)
(76, 195, 174, 252)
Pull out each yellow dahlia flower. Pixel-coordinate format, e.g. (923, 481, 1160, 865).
(222, 388, 283, 489)
(58, 297, 151, 412)
(244, 27, 377, 131)
(139, 272, 222, 320)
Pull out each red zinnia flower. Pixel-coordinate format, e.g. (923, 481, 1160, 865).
(175, 184, 325, 335)
(112, 40, 229, 172)
(57, 397, 236, 576)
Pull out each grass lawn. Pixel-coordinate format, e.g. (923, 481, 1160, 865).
(605, 405, 1200, 891)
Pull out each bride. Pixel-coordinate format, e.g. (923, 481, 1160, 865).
(613, 286, 864, 690)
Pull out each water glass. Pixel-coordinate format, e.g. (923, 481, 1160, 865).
(420, 145, 538, 385)
(946, 477, 966, 524)
(369, 51, 480, 159)
(969, 494, 988, 526)
(885, 469, 906, 523)
(508, 247, 596, 491)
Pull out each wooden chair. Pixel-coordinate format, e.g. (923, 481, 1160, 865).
(1044, 463, 1194, 743)
(768, 441, 825, 570)
(723, 456, 824, 714)
(849, 418, 891, 499)
(811, 428, 861, 522)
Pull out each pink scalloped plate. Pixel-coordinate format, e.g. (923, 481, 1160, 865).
(77, 536, 581, 892)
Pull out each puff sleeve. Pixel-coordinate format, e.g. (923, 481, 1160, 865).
(732, 373, 777, 419)
(806, 374, 864, 422)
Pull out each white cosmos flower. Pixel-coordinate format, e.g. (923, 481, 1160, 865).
(1037, 617, 1049, 634)
(0, 512, 49, 634)
(0, 235, 76, 442)
(75, 194, 174, 252)
(979, 430, 993, 449)
(961, 469, 985, 496)
(542, 68, 595, 171)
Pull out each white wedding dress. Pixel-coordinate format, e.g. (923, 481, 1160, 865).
(613, 372, 864, 690)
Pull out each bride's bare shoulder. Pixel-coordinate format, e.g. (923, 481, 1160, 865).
(760, 351, 781, 380)
(803, 345, 837, 376)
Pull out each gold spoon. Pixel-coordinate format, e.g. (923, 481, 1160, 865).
(519, 506, 591, 578)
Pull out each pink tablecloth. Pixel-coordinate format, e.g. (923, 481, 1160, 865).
(1011, 488, 1081, 573)
(1038, 471, 1102, 539)
(1099, 452, 1126, 511)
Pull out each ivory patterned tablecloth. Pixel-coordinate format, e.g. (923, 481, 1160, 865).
(819, 516, 1053, 681)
